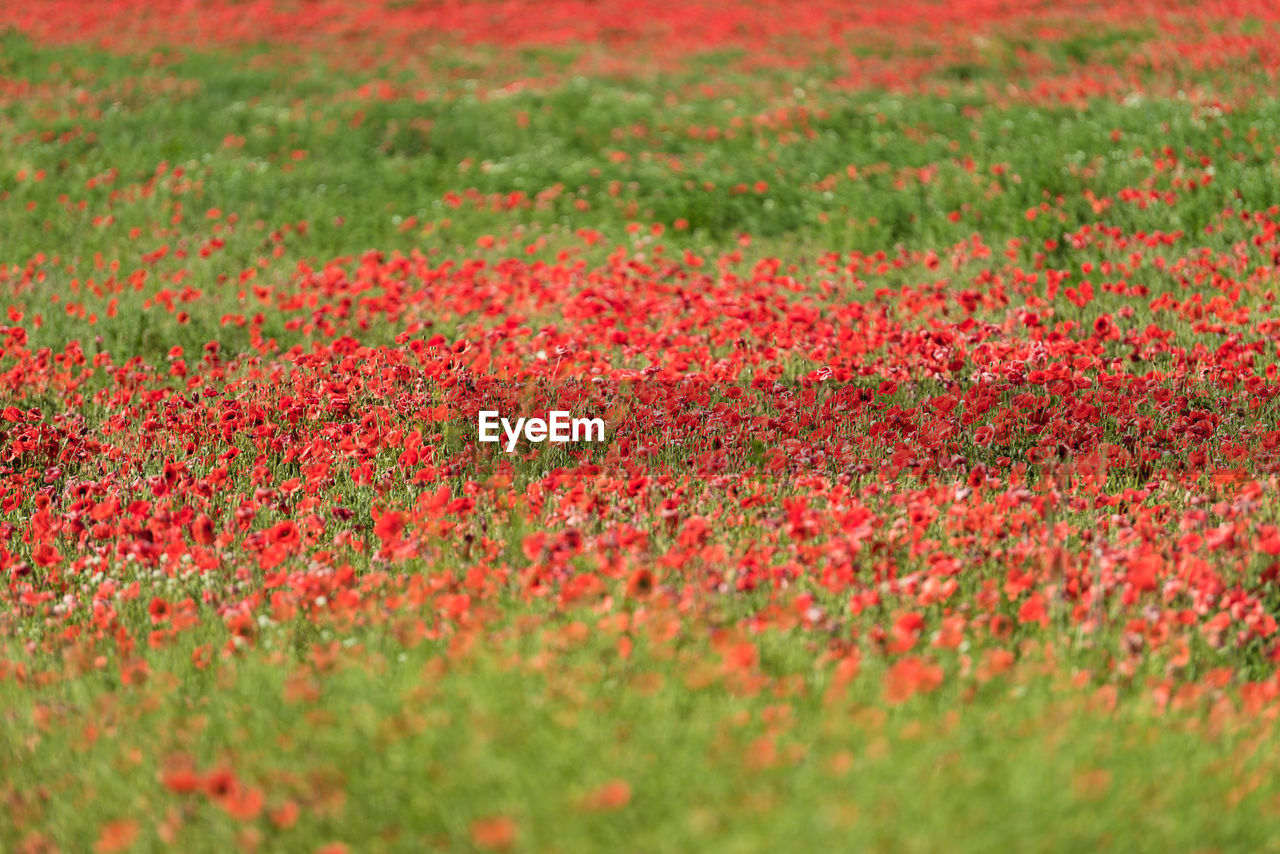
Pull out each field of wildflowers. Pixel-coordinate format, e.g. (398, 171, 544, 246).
(6, 1, 1280, 850)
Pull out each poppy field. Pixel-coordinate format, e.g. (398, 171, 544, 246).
(9, 1, 1280, 850)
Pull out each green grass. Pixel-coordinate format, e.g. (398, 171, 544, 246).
(5, 615, 1280, 853)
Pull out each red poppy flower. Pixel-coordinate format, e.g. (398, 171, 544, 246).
(625, 568, 655, 598)
(373, 510, 406, 542)
(579, 779, 632, 812)
(268, 520, 301, 547)
(470, 815, 517, 851)
(191, 513, 215, 545)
